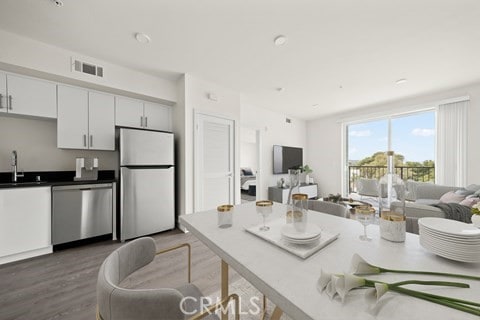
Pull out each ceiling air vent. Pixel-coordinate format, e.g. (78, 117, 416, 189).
(72, 58, 104, 78)
(286, 118, 292, 124)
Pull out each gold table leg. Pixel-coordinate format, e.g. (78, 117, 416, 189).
(270, 306, 283, 320)
(221, 260, 229, 320)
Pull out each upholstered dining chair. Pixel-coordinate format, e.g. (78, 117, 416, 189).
(308, 200, 349, 218)
(96, 237, 239, 320)
(356, 178, 379, 198)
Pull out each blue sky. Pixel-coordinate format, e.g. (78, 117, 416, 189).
(348, 112, 435, 163)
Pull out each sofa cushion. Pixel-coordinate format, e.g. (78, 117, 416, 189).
(416, 199, 441, 206)
(439, 191, 465, 204)
(459, 197, 480, 208)
(474, 189, 480, 197)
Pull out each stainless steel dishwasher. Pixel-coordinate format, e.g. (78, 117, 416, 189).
(52, 183, 115, 245)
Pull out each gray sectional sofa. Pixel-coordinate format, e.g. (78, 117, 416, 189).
(392, 182, 480, 233)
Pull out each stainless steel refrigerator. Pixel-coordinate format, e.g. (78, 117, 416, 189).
(119, 128, 175, 241)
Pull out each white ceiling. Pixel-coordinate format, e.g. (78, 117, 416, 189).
(1, 0, 480, 120)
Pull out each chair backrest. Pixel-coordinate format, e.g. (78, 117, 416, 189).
(308, 200, 349, 218)
(97, 237, 184, 320)
(356, 178, 379, 197)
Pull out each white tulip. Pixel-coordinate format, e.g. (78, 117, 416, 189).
(350, 253, 381, 275)
(317, 269, 332, 293)
(335, 273, 367, 302)
(326, 275, 343, 300)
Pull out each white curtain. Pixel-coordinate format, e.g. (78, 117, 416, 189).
(436, 100, 468, 186)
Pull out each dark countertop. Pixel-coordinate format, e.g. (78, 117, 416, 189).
(0, 170, 116, 189)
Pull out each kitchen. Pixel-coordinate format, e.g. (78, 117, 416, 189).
(0, 70, 175, 265)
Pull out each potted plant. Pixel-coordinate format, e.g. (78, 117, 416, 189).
(471, 203, 480, 227)
(299, 165, 313, 184)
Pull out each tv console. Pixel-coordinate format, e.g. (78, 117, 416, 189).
(268, 183, 318, 204)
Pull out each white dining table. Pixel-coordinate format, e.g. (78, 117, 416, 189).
(179, 202, 480, 320)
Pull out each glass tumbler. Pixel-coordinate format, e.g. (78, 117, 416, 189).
(292, 193, 308, 233)
(217, 204, 233, 228)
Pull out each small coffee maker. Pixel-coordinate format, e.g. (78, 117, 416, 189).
(74, 157, 99, 181)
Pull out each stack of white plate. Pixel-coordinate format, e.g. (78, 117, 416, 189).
(418, 217, 480, 263)
(281, 224, 321, 245)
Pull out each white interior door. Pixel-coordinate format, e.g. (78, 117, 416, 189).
(195, 113, 235, 212)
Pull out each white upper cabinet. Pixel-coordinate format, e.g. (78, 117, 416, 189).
(115, 96, 144, 128)
(0, 72, 6, 114)
(116, 96, 172, 132)
(57, 85, 89, 149)
(57, 85, 115, 150)
(144, 102, 172, 131)
(5, 74, 57, 118)
(89, 92, 115, 150)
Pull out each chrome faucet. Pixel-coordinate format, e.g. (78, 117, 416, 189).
(11, 150, 24, 182)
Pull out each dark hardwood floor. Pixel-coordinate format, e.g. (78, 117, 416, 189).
(0, 230, 240, 320)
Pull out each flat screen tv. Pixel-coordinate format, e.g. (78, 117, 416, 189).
(273, 145, 303, 174)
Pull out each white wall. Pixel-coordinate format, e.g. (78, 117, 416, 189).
(307, 82, 480, 196)
(0, 29, 176, 103)
(241, 102, 307, 200)
(0, 116, 117, 171)
(174, 74, 241, 220)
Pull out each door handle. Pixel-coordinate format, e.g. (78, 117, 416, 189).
(90, 135, 93, 148)
(0, 94, 3, 109)
(226, 172, 233, 177)
(8, 95, 12, 110)
(83, 134, 87, 147)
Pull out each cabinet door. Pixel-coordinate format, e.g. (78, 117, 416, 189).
(57, 85, 89, 149)
(115, 96, 144, 128)
(144, 102, 172, 131)
(89, 92, 115, 150)
(0, 73, 6, 114)
(0, 187, 51, 258)
(6, 74, 57, 118)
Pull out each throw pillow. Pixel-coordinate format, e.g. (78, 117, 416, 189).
(439, 191, 466, 204)
(466, 184, 480, 192)
(474, 189, 480, 197)
(455, 188, 474, 196)
(459, 197, 480, 208)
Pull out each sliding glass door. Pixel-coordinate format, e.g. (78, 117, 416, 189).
(346, 111, 435, 194)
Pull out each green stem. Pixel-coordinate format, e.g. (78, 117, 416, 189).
(392, 286, 480, 316)
(379, 267, 480, 281)
(394, 285, 480, 308)
(391, 280, 469, 289)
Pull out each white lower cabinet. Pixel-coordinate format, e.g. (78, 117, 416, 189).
(0, 187, 52, 264)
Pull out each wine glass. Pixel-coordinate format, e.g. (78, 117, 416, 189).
(256, 200, 273, 231)
(355, 206, 375, 241)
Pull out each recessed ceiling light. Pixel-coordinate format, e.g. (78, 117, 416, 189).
(276, 87, 285, 92)
(274, 35, 287, 46)
(51, 0, 63, 7)
(135, 32, 151, 44)
(395, 78, 407, 85)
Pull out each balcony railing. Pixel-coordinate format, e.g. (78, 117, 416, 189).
(348, 165, 435, 194)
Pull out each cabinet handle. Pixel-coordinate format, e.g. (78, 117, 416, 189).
(140, 116, 144, 127)
(90, 135, 93, 148)
(83, 134, 87, 147)
(8, 95, 12, 110)
(0, 94, 3, 109)
(145, 116, 148, 127)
